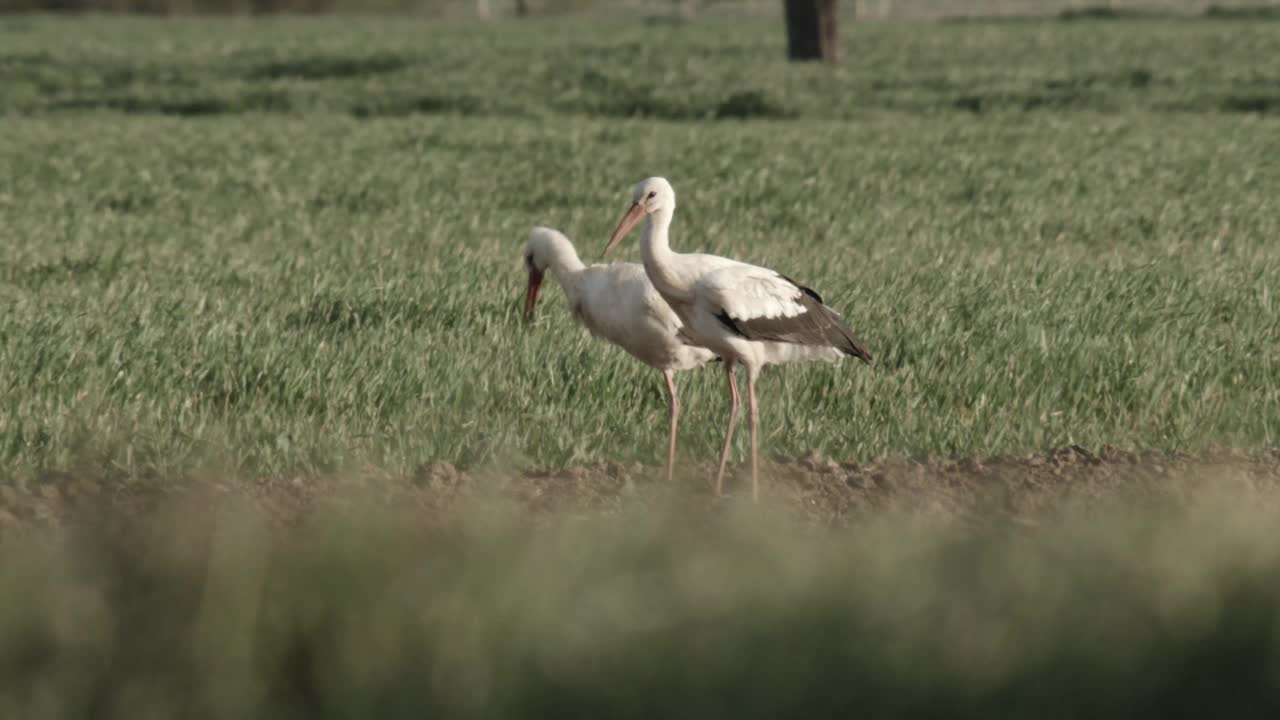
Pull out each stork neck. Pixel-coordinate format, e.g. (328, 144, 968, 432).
(643, 206, 675, 252)
(546, 241, 586, 279)
(640, 206, 683, 293)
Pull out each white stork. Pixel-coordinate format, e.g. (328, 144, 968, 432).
(523, 226, 717, 482)
(603, 178, 872, 501)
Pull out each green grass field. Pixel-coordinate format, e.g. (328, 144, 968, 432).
(3, 13, 1280, 718)
(3, 15, 1279, 483)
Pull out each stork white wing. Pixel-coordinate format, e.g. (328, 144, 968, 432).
(694, 262, 807, 323)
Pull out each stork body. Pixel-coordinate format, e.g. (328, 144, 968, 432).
(524, 227, 716, 481)
(604, 178, 872, 501)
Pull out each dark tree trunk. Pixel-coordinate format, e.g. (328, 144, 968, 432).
(784, 0, 841, 63)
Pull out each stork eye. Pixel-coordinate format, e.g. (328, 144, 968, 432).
(647, 191, 656, 199)
(524, 253, 535, 269)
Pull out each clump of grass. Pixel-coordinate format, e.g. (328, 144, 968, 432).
(1203, 4, 1280, 20)
(1057, 5, 1171, 21)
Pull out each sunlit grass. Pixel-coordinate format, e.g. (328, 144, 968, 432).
(1, 16, 1278, 483)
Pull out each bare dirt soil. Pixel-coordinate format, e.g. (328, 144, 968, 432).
(5, 446, 1280, 536)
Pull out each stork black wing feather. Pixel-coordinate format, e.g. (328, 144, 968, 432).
(714, 279, 872, 365)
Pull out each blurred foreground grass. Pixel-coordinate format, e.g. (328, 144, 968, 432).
(3, 478, 1280, 718)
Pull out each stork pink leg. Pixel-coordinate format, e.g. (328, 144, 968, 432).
(714, 362, 741, 497)
(747, 369, 760, 503)
(662, 369, 680, 483)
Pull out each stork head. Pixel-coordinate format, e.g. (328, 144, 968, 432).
(604, 177, 675, 255)
(523, 226, 573, 322)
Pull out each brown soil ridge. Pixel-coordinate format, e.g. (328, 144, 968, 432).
(4, 446, 1279, 536)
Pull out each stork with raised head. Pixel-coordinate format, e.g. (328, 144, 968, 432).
(523, 226, 717, 482)
(603, 178, 872, 502)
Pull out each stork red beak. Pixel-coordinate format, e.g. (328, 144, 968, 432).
(604, 202, 646, 256)
(524, 269, 544, 323)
